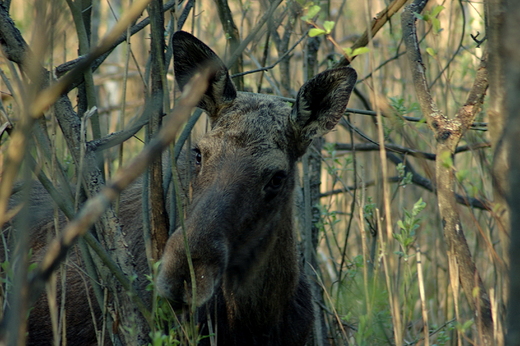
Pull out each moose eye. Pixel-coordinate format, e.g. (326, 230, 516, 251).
(193, 148, 202, 165)
(267, 171, 287, 191)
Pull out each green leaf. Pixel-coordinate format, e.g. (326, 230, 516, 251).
(307, 5, 321, 19)
(343, 47, 353, 57)
(323, 20, 335, 33)
(463, 319, 474, 330)
(432, 17, 442, 33)
(426, 47, 436, 57)
(352, 47, 370, 57)
(309, 28, 326, 37)
(412, 198, 426, 215)
(431, 5, 445, 17)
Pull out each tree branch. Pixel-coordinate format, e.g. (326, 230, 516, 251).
(402, 1, 493, 344)
(335, 0, 410, 67)
(333, 141, 491, 161)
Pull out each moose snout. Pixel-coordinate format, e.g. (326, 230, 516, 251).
(156, 226, 228, 308)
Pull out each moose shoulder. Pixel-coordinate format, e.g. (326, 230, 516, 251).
(4, 31, 356, 345)
(156, 32, 356, 345)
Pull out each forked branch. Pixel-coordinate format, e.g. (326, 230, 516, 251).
(402, 1, 493, 345)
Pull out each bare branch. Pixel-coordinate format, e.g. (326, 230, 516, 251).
(27, 67, 212, 318)
(333, 141, 491, 160)
(336, 0, 411, 67)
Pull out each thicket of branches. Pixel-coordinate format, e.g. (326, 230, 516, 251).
(0, 0, 519, 345)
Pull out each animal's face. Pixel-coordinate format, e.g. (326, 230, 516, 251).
(156, 31, 357, 308)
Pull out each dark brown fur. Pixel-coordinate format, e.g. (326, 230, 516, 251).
(155, 32, 356, 346)
(2, 31, 356, 345)
(3, 183, 149, 345)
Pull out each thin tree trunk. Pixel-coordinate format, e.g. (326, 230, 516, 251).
(148, 0, 169, 262)
(502, 1, 520, 344)
(402, 2, 494, 344)
(214, 0, 244, 90)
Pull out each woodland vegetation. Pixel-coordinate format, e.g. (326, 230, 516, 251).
(1, 0, 520, 345)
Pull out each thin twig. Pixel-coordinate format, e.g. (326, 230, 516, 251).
(333, 141, 491, 160)
(27, 67, 212, 329)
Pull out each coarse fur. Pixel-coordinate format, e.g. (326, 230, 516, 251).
(2, 31, 356, 345)
(155, 32, 357, 346)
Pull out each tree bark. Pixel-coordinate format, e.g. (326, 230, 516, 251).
(501, 1, 520, 344)
(402, 2, 494, 344)
(485, 0, 510, 270)
(147, 0, 169, 262)
(214, 0, 244, 90)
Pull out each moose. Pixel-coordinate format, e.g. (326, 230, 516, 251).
(3, 31, 356, 345)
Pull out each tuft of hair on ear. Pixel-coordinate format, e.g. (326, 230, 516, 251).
(172, 31, 237, 117)
(291, 67, 357, 156)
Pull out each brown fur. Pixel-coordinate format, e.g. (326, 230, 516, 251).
(156, 32, 357, 345)
(2, 31, 356, 345)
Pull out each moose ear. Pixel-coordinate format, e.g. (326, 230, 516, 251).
(290, 67, 357, 156)
(173, 31, 237, 118)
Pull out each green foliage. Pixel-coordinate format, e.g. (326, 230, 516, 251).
(323, 142, 353, 177)
(389, 96, 420, 116)
(342, 47, 370, 59)
(309, 27, 327, 37)
(300, 3, 321, 23)
(456, 319, 475, 333)
(426, 47, 437, 57)
(431, 322, 454, 346)
(394, 198, 426, 257)
(323, 20, 335, 33)
(396, 163, 413, 187)
(146, 261, 211, 346)
(414, 5, 445, 34)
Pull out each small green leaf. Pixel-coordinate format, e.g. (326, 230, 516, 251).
(309, 28, 326, 37)
(323, 20, 335, 34)
(414, 12, 425, 20)
(307, 5, 321, 19)
(352, 47, 370, 57)
(343, 47, 353, 56)
(432, 17, 442, 33)
(426, 47, 436, 57)
(412, 198, 426, 215)
(464, 319, 474, 330)
(431, 5, 445, 17)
